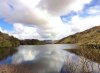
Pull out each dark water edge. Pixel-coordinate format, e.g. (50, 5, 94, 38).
(0, 47, 17, 61)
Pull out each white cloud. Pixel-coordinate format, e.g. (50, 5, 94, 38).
(61, 4, 100, 37)
(71, 15, 100, 31)
(12, 21, 69, 40)
(0, 0, 92, 40)
(69, 0, 92, 12)
(12, 23, 43, 40)
(64, 15, 100, 35)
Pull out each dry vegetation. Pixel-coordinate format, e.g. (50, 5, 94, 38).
(67, 46, 100, 63)
(64, 46, 100, 73)
(63, 57, 100, 73)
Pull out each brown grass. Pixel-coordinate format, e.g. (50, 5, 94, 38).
(67, 46, 100, 64)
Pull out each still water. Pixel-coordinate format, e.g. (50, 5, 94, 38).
(0, 44, 100, 73)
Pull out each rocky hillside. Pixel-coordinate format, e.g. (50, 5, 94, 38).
(57, 26, 100, 46)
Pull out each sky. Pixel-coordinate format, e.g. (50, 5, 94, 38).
(0, 0, 100, 40)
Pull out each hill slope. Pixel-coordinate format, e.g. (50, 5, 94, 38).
(57, 26, 100, 46)
(0, 32, 45, 47)
(0, 32, 20, 47)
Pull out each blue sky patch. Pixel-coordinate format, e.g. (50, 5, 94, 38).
(61, 0, 100, 22)
(0, 18, 14, 32)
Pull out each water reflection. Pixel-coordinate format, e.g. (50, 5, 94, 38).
(0, 44, 99, 73)
(63, 52, 100, 73)
(12, 45, 70, 73)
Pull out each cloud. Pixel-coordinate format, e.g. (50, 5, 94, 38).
(0, 0, 48, 25)
(12, 21, 69, 40)
(12, 46, 67, 72)
(38, 0, 74, 15)
(38, 0, 92, 15)
(86, 5, 100, 15)
(64, 15, 100, 35)
(69, 0, 92, 12)
(0, 0, 92, 40)
(12, 23, 43, 40)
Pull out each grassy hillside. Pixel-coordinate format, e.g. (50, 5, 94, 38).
(0, 32, 45, 47)
(0, 32, 20, 47)
(57, 26, 100, 46)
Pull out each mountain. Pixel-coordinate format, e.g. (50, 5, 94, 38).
(57, 26, 100, 46)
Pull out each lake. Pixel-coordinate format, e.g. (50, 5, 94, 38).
(0, 44, 100, 73)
